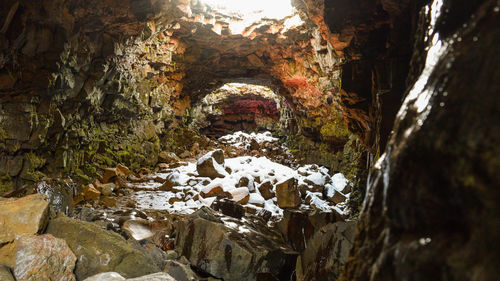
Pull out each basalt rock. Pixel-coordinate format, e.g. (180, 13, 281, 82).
(296, 221, 356, 281)
(46, 216, 160, 280)
(175, 207, 297, 281)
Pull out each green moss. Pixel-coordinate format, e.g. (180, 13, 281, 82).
(25, 152, 46, 169)
(320, 120, 350, 139)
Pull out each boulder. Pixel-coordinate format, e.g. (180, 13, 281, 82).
(102, 168, 118, 184)
(327, 190, 346, 204)
(211, 198, 245, 219)
(100, 183, 116, 196)
(258, 181, 274, 200)
(122, 220, 154, 241)
(83, 184, 101, 201)
(230, 187, 250, 204)
(116, 164, 131, 177)
(13, 234, 76, 281)
(275, 178, 301, 208)
(46, 216, 160, 280)
(175, 207, 297, 281)
(296, 222, 356, 281)
(0, 265, 14, 281)
(200, 185, 228, 198)
(0, 194, 49, 244)
(196, 151, 226, 179)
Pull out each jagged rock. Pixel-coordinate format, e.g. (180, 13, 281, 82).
(158, 152, 180, 164)
(196, 150, 226, 179)
(175, 207, 297, 281)
(0, 194, 49, 244)
(211, 198, 245, 219)
(13, 234, 77, 281)
(296, 222, 355, 281)
(275, 178, 301, 208)
(230, 187, 250, 204)
(103, 168, 118, 184)
(200, 185, 228, 198)
(83, 184, 101, 201)
(0, 265, 14, 281)
(116, 164, 131, 177)
(258, 181, 274, 200)
(277, 209, 343, 252)
(327, 190, 346, 204)
(46, 216, 159, 280)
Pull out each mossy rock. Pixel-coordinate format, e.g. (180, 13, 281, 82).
(46, 216, 160, 280)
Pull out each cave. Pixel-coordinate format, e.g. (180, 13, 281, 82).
(0, 0, 498, 280)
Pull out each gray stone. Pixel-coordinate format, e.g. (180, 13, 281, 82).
(46, 216, 160, 280)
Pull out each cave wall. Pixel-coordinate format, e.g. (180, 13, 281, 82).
(0, 0, 365, 193)
(0, 0, 196, 191)
(341, 0, 500, 279)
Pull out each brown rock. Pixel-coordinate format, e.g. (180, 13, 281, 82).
(13, 234, 77, 281)
(73, 193, 85, 205)
(211, 198, 246, 219)
(230, 187, 250, 205)
(200, 185, 226, 198)
(276, 178, 301, 208)
(0, 265, 14, 281)
(236, 176, 250, 188)
(329, 190, 346, 204)
(101, 196, 117, 208)
(0, 241, 17, 268)
(102, 168, 118, 184)
(125, 200, 137, 208)
(115, 164, 131, 177)
(341, 184, 351, 194)
(0, 194, 49, 244)
(83, 184, 101, 201)
(179, 150, 192, 159)
(258, 181, 275, 200)
(197, 153, 226, 180)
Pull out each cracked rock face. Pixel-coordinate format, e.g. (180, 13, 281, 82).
(175, 207, 297, 281)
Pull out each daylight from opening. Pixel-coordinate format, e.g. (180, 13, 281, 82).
(200, 0, 302, 34)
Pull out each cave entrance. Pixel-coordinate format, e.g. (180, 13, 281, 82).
(191, 83, 294, 138)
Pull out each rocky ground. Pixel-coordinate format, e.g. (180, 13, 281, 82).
(0, 131, 355, 281)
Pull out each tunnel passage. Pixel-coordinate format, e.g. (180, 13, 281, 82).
(191, 83, 295, 137)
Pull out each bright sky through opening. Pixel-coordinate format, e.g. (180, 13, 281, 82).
(201, 0, 301, 34)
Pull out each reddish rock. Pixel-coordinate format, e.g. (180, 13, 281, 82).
(102, 168, 118, 184)
(258, 181, 275, 200)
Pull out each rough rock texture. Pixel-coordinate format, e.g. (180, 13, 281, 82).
(0, 194, 49, 244)
(275, 178, 301, 208)
(35, 179, 75, 214)
(175, 207, 297, 281)
(296, 222, 356, 281)
(0, 265, 15, 281)
(341, 0, 500, 280)
(14, 234, 77, 281)
(196, 151, 226, 179)
(46, 216, 160, 280)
